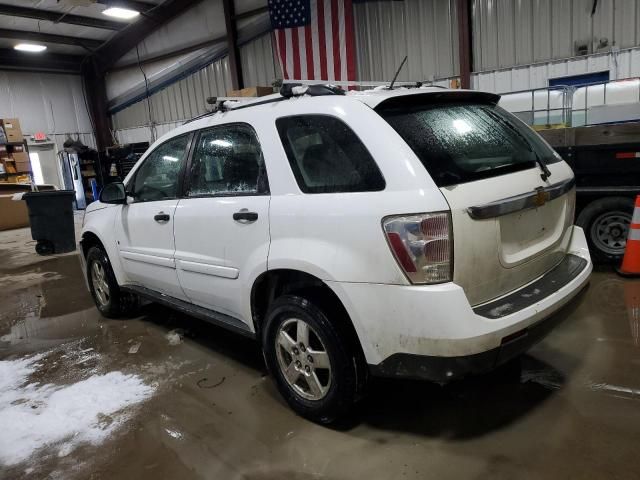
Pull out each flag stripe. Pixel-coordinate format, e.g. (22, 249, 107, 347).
(285, 28, 294, 82)
(304, 23, 314, 80)
(324, 0, 334, 80)
(331, 0, 341, 81)
(277, 29, 288, 79)
(291, 27, 301, 80)
(338, 0, 347, 82)
(310, 0, 321, 79)
(317, 0, 328, 81)
(344, 0, 356, 81)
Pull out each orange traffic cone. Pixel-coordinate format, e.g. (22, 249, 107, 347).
(617, 195, 640, 277)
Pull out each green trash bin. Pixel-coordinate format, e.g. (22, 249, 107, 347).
(23, 190, 76, 255)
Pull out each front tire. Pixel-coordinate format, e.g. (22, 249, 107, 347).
(577, 197, 634, 264)
(262, 294, 365, 424)
(86, 246, 137, 318)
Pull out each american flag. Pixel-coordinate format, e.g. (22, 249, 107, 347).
(269, 0, 356, 83)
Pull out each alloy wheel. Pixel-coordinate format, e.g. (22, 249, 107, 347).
(91, 261, 111, 307)
(275, 318, 332, 401)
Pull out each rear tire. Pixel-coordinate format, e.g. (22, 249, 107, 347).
(577, 197, 634, 264)
(86, 246, 138, 318)
(262, 294, 365, 424)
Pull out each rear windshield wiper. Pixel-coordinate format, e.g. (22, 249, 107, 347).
(534, 152, 551, 181)
(485, 108, 552, 181)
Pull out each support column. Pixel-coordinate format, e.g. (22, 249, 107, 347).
(82, 58, 112, 151)
(222, 0, 244, 91)
(457, 0, 473, 89)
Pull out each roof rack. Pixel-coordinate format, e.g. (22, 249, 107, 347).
(183, 83, 347, 125)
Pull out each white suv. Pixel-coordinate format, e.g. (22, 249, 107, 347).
(81, 85, 592, 423)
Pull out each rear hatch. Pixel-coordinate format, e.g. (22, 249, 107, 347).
(377, 94, 576, 306)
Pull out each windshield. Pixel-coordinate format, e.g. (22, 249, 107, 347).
(377, 101, 561, 187)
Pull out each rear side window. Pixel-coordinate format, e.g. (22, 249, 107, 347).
(378, 102, 561, 187)
(276, 115, 385, 193)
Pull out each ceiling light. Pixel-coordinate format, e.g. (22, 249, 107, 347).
(14, 43, 47, 53)
(102, 7, 140, 19)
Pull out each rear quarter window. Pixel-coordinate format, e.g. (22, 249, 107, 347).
(276, 115, 385, 193)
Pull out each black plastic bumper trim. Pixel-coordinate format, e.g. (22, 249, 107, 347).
(121, 285, 255, 339)
(473, 254, 588, 319)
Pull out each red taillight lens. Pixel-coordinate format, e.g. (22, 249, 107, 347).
(387, 232, 418, 273)
(383, 212, 453, 284)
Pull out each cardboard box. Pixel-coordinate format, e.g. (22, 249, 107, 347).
(1, 118, 23, 143)
(6, 163, 17, 174)
(226, 86, 273, 98)
(11, 151, 29, 163)
(0, 194, 29, 230)
(15, 160, 31, 173)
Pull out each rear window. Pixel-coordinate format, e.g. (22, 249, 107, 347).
(276, 115, 385, 193)
(377, 101, 561, 187)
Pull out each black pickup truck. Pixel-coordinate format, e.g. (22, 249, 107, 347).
(539, 123, 640, 264)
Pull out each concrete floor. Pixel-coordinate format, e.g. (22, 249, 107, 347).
(1, 220, 640, 480)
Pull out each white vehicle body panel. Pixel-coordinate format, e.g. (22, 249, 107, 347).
(115, 199, 187, 300)
(442, 161, 575, 305)
(174, 195, 270, 323)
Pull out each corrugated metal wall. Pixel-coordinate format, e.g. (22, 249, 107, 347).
(473, 46, 640, 92)
(0, 71, 96, 150)
(112, 56, 231, 131)
(240, 32, 278, 88)
(473, 0, 640, 71)
(112, 33, 277, 143)
(354, 0, 459, 82)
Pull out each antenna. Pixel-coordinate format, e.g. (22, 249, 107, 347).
(388, 56, 408, 90)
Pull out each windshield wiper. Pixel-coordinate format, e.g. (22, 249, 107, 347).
(534, 151, 551, 181)
(485, 109, 552, 181)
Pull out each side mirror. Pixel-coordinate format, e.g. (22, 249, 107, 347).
(100, 182, 127, 205)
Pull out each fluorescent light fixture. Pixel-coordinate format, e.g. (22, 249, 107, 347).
(14, 43, 47, 53)
(102, 7, 140, 19)
(162, 155, 179, 162)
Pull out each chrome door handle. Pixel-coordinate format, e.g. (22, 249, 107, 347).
(154, 212, 170, 222)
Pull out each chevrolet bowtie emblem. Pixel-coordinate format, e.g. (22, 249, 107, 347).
(534, 187, 550, 207)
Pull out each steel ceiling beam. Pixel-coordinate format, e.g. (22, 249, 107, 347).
(0, 28, 103, 51)
(0, 48, 83, 73)
(0, 4, 124, 30)
(93, 0, 205, 72)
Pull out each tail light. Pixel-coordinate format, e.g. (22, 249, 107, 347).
(382, 212, 453, 284)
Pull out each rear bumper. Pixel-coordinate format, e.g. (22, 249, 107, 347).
(367, 304, 576, 382)
(328, 225, 592, 382)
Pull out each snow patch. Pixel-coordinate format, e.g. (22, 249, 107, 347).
(0, 354, 154, 466)
(166, 330, 183, 346)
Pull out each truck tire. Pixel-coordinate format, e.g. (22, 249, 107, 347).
(262, 294, 365, 424)
(577, 197, 634, 264)
(86, 246, 138, 318)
